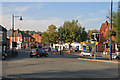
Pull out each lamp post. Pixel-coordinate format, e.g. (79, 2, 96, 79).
(60, 26, 62, 55)
(109, 0, 113, 60)
(12, 14, 23, 48)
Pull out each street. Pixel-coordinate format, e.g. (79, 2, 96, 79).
(2, 49, 119, 78)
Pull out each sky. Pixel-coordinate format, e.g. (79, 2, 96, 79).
(1, 2, 119, 32)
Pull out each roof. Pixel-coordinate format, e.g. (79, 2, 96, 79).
(33, 33, 41, 37)
(7, 29, 35, 39)
(0, 25, 7, 32)
(100, 21, 110, 32)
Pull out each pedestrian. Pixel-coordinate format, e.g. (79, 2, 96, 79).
(24, 46, 25, 49)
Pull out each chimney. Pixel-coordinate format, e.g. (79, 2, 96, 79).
(17, 29, 19, 34)
(29, 33, 31, 35)
(11, 29, 14, 33)
(105, 21, 108, 26)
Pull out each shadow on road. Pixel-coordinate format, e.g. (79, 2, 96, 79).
(4, 68, 119, 78)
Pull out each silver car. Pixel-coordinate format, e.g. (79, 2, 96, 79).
(81, 51, 92, 56)
(112, 54, 120, 59)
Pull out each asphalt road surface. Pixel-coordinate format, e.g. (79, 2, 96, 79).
(2, 50, 119, 78)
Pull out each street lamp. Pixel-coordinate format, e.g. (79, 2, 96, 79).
(12, 14, 23, 47)
(60, 26, 62, 55)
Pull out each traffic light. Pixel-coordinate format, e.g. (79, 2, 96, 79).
(91, 35, 94, 40)
(105, 43, 109, 48)
(96, 34, 99, 42)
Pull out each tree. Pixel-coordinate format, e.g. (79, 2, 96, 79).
(47, 24, 57, 33)
(58, 20, 88, 43)
(107, 8, 120, 45)
(42, 24, 57, 43)
(106, 29, 116, 40)
(41, 32, 49, 43)
(42, 20, 88, 44)
(47, 24, 57, 43)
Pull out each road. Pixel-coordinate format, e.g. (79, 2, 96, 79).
(2, 49, 119, 78)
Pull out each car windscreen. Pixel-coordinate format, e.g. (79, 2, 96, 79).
(32, 49, 36, 52)
(38, 48, 45, 52)
(83, 51, 89, 53)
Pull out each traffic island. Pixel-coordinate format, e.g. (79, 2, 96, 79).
(78, 57, 119, 64)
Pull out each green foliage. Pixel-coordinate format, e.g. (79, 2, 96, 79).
(42, 24, 58, 43)
(41, 32, 49, 43)
(47, 24, 57, 33)
(106, 29, 116, 40)
(58, 20, 88, 43)
(42, 20, 88, 44)
(107, 9, 120, 44)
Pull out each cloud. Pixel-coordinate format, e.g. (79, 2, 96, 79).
(76, 15, 83, 19)
(79, 17, 105, 31)
(15, 6, 30, 13)
(2, 3, 46, 14)
(82, 17, 105, 24)
(2, 5, 30, 15)
(2, 14, 63, 32)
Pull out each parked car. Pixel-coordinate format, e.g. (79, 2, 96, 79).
(2, 52, 7, 60)
(103, 51, 108, 55)
(53, 49, 58, 52)
(112, 54, 120, 59)
(30, 48, 48, 58)
(81, 51, 92, 56)
(43, 47, 51, 52)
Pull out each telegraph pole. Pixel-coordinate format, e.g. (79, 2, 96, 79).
(110, 0, 113, 60)
(60, 26, 62, 55)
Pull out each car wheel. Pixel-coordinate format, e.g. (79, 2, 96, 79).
(30, 55, 33, 58)
(116, 57, 119, 59)
(37, 55, 40, 58)
(2, 55, 6, 60)
(45, 55, 48, 57)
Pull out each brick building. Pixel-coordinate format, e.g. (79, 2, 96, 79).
(7, 29, 35, 49)
(98, 21, 115, 52)
(32, 33, 42, 43)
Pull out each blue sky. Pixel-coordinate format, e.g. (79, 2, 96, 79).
(2, 2, 119, 32)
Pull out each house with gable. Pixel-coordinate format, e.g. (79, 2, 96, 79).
(98, 21, 116, 52)
(7, 29, 35, 49)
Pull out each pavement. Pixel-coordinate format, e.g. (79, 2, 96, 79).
(2, 49, 119, 78)
(71, 52, 119, 63)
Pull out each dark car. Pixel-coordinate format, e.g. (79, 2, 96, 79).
(2, 52, 7, 60)
(30, 48, 48, 58)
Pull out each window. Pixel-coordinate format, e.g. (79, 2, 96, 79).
(0, 33, 3, 41)
(27, 37, 28, 42)
(24, 37, 25, 42)
(102, 45, 103, 48)
(38, 49, 42, 52)
(29, 37, 30, 42)
(98, 45, 100, 48)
